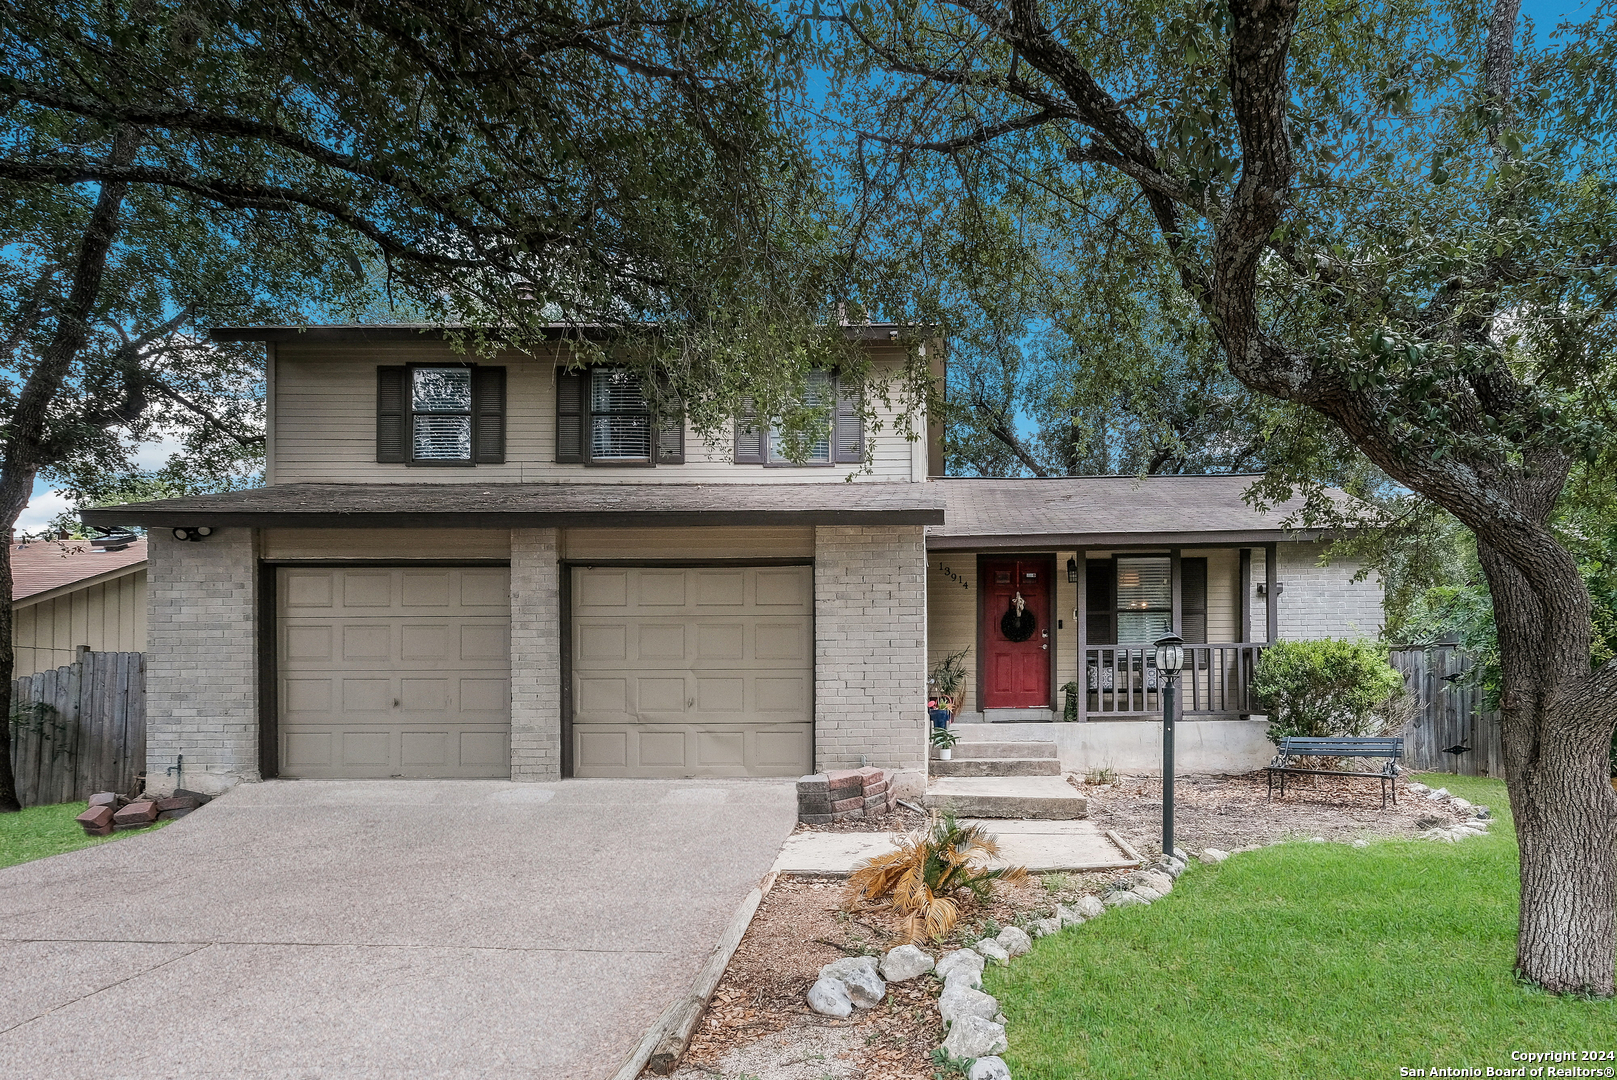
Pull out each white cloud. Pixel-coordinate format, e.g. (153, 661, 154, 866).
(132, 434, 186, 472)
(15, 489, 73, 537)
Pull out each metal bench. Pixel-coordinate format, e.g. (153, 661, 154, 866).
(1266, 736, 1405, 808)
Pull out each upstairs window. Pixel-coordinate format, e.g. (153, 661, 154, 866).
(734, 371, 863, 466)
(376, 365, 505, 465)
(555, 366, 683, 466)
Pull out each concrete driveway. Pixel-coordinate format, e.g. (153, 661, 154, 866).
(0, 778, 797, 1079)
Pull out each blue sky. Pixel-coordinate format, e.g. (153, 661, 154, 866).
(15, 0, 1596, 532)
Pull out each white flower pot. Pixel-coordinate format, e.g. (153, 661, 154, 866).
(938, 748, 953, 761)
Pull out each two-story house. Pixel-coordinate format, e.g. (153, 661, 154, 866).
(83, 324, 1384, 797)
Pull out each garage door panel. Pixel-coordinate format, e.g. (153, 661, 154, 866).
(278, 567, 510, 779)
(571, 565, 811, 778)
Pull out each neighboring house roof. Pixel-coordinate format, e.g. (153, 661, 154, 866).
(927, 475, 1339, 549)
(208, 323, 926, 345)
(79, 482, 948, 529)
(11, 538, 149, 606)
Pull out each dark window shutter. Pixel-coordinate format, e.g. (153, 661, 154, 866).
(832, 377, 864, 463)
(656, 397, 685, 465)
(556, 368, 584, 463)
(377, 366, 407, 463)
(733, 396, 764, 463)
(1181, 557, 1209, 644)
(473, 366, 506, 464)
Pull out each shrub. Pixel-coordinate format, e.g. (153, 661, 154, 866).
(1252, 639, 1406, 744)
(845, 811, 1026, 942)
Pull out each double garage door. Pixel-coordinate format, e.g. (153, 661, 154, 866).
(276, 563, 813, 779)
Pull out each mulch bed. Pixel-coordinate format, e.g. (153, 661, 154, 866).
(669, 771, 1475, 1078)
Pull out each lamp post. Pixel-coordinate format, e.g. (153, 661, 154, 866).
(1154, 632, 1185, 858)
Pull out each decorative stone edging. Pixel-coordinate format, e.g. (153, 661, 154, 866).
(1405, 782, 1494, 842)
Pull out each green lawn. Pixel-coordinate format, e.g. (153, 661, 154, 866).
(989, 775, 1615, 1080)
(0, 800, 153, 868)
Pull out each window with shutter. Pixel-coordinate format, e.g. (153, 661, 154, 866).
(833, 377, 864, 463)
(735, 370, 861, 467)
(555, 365, 682, 466)
(376, 366, 407, 463)
(1181, 558, 1209, 644)
(733, 396, 764, 463)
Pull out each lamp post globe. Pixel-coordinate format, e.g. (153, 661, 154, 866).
(1154, 632, 1186, 859)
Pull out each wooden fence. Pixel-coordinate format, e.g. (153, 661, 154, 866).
(1389, 644, 1505, 778)
(8, 650, 145, 807)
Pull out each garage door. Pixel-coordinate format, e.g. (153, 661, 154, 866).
(278, 566, 511, 778)
(571, 565, 813, 777)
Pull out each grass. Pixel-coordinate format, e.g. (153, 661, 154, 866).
(988, 775, 1615, 1080)
(0, 800, 155, 868)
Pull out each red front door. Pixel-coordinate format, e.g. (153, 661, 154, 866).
(981, 557, 1052, 709)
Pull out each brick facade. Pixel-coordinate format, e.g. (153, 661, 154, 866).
(813, 525, 928, 793)
(510, 528, 562, 780)
(144, 528, 259, 795)
(1263, 541, 1385, 640)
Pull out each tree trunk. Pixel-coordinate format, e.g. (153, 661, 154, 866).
(1480, 538, 1617, 994)
(0, 126, 139, 813)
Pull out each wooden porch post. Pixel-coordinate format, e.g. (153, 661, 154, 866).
(1238, 548, 1250, 643)
(1170, 548, 1182, 636)
(1265, 542, 1279, 644)
(1075, 549, 1088, 723)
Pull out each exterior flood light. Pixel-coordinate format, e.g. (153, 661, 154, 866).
(172, 526, 214, 542)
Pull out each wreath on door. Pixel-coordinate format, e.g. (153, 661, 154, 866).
(1000, 592, 1038, 642)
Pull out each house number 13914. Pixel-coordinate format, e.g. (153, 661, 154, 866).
(937, 563, 969, 588)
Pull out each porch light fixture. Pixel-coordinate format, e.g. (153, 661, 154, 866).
(171, 526, 214, 542)
(1154, 632, 1186, 860)
(1066, 557, 1078, 583)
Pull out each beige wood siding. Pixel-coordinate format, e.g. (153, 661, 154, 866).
(571, 564, 813, 777)
(12, 570, 146, 677)
(277, 566, 511, 779)
(271, 342, 921, 485)
(562, 526, 813, 561)
(926, 553, 978, 711)
(262, 527, 512, 560)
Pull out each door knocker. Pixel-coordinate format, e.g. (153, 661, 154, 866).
(1001, 591, 1037, 642)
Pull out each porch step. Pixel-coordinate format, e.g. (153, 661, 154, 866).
(929, 756, 1063, 777)
(983, 708, 1055, 724)
(923, 776, 1087, 820)
(950, 739, 1058, 759)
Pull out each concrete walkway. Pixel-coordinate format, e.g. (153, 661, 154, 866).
(772, 818, 1140, 875)
(0, 778, 796, 1079)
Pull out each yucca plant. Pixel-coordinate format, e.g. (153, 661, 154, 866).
(845, 811, 1027, 942)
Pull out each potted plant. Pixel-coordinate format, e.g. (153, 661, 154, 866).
(930, 726, 959, 761)
(929, 647, 971, 725)
(928, 695, 953, 730)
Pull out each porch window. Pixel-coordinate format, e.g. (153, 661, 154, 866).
(1085, 555, 1210, 643)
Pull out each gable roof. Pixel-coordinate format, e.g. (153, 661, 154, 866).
(11, 538, 148, 605)
(928, 475, 1338, 549)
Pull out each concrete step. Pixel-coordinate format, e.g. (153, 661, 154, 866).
(948, 740, 1059, 759)
(983, 708, 1055, 724)
(923, 776, 1087, 820)
(930, 756, 1063, 778)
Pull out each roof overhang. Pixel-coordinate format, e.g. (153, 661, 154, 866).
(927, 530, 1336, 551)
(79, 482, 947, 530)
(208, 323, 933, 346)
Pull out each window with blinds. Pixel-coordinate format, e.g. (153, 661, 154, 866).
(1115, 556, 1173, 642)
(1085, 555, 1209, 644)
(554, 366, 683, 466)
(734, 371, 863, 465)
(376, 365, 505, 465)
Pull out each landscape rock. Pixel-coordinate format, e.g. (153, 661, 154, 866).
(819, 956, 885, 1008)
(936, 949, 986, 988)
(1415, 813, 1446, 829)
(1426, 787, 1452, 801)
(938, 984, 1000, 1027)
(941, 1015, 1009, 1059)
(976, 938, 1011, 965)
(807, 976, 853, 1017)
(75, 805, 113, 829)
(1104, 890, 1149, 909)
(969, 1057, 1013, 1080)
(111, 800, 157, 826)
(87, 792, 118, 808)
(1406, 781, 1431, 795)
(880, 944, 934, 982)
(1309, 836, 1327, 843)
(1198, 848, 1229, 865)
(1160, 856, 1187, 879)
(1131, 870, 1174, 894)
(1031, 918, 1061, 938)
(1070, 895, 1106, 919)
(1130, 886, 1163, 902)
(996, 926, 1033, 957)
(1475, 806, 1492, 819)
(1351, 838, 1370, 848)
(1172, 846, 1188, 862)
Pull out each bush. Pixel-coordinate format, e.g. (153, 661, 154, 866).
(1252, 639, 1406, 744)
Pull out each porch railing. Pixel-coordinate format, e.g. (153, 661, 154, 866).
(1082, 643, 1265, 719)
